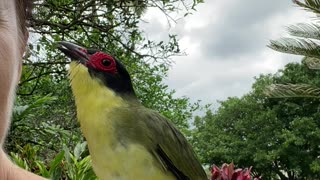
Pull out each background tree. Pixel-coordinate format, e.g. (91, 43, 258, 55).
(192, 1, 320, 177)
(192, 62, 320, 179)
(5, 0, 204, 163)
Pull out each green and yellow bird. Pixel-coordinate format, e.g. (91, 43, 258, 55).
(58, 41, 207, 180)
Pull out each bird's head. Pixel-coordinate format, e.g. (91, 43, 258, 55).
(57, 41, 135, 96)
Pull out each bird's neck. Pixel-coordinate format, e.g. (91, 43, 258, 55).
(68, 62, 127, 120)
(68, 63, 126, 152)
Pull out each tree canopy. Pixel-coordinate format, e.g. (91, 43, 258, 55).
(192, 62, 320, 179)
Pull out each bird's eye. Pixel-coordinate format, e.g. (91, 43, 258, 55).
(101, 59, 111, 67)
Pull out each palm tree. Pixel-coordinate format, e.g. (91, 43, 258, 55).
(266, 0, 320, 98)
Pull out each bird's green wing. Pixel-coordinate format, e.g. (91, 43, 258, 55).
(114, 106, 207, 180)
(147, 110, 207, 180)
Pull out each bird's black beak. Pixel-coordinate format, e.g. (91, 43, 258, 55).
(57, 41, 89, 64)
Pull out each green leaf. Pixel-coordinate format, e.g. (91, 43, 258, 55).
(265, 84, 320, 98)
(73, 142, 87, 160)
(10, 152, 30, 170)
(268, 38, 320, 58)
(63, 145, 71, 163)
(293, 0, 320, 14)
(287, 23, 320, 40)
(49, 151, 65, 175)
(36, 161, 50, 178)
(303, 56, 320, 69)
(13, 95, 57, 120)
(50, 166, 63, 180)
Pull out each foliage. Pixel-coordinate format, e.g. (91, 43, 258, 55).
(11, 142, 97, 180)
(6, 91, 83, 160)
(267, 0, 320, 98)
(192, 62, 320, 179)
(257, 2, 320, 177)
(268, 0, 320, 58)
(265, 83, 320, 98)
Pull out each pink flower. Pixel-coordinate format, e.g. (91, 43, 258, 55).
(210, 163, 261, 180)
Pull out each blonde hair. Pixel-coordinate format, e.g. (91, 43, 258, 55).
(0, 0, 33, 144)
(15, 0, 32, 35)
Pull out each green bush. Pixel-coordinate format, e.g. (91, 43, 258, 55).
(10, 142, 97, 180)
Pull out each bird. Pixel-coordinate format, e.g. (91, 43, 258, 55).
(57, 41, 207, 180)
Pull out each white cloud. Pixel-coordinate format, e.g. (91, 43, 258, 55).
(140, 1, 312, 106)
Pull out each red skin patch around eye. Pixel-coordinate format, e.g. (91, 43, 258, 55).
(86, 52, 117, 74)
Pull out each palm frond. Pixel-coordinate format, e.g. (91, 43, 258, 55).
(287, 23, 320, 40)
(265, 83, 320, 98)
(268, 38, 320, 58)
(293, 0, 320, 15)
(303, 56, 320, 69)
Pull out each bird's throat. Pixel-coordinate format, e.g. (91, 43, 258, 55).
(68, 62, 125, 110)
(68, 62, 125, 143)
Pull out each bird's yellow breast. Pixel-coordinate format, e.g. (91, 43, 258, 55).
(68, 62, 175, 180)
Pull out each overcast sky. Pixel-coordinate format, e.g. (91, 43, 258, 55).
(140, 1, 312, 108)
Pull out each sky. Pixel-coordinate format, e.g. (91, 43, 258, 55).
(140, 1, 312, 109)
